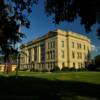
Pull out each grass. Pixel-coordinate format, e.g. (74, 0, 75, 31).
(0, 71, 100, 100)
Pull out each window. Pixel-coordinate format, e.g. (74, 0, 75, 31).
(84, 45, 85, 50)
(77, 43, 81, 49)
(52, 50, 55, 59)
(61, 41, 64, 47)
(51, 42, 52, 48)
(72, 51, 75, 59)
(34, 47, 37, 61)
(77, 43, 79, 49)
(48, 41, 55, 49)
(73, 62, 75, 67)
(28, 49, 32, 63)
(62, 50, 64, 58)
(78, 62, 80, 67)
(50, 51, 52, 59)
(77, 52, 82, 59)
(84, 53, 87, 59)
(48, 51, 51, 59)
(62, 62, 65, 67)
(53, 41, 55, 48)
(53, 62, 55, 68)
(48, 43, 50, 49)
(79, 44, 82, 49)
(81, 63, 83, 67)
(79, 52, 82, 59)
(72, 42, 74, 48)
(47, 52, 49, 59)
(77, 52, 79, 59)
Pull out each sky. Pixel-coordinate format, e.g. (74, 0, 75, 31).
(21, 0, 100, 58)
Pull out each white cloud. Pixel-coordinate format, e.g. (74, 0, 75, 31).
(91, 45, 100, 52)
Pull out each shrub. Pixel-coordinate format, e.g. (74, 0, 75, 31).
(87, 64, 96, 71)
(50, 66, 60, 72)
(69, 67, 76, 71)
(95, 67, 100, 71)
(61, 67, 70, 71)
(61, 67, 87, 72)
(20, 68, 28, 71)
(42, 69, 48, 72)
(77, 68, 87, 71)
(30, 68, 35, 72)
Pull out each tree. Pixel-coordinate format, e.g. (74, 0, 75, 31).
(1, 0, 100, 61)
(94, 55, 100, 67)
(0, 0, 38, 61)
(45, 0, 100, 38)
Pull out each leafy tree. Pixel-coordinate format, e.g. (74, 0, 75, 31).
(45, 0, 100, 38)
(1, 0, 100, 61)
(94, 55, 100, 67)
(0, 0, 38, 61)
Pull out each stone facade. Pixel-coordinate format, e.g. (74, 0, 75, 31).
(20, 29, 91, 71)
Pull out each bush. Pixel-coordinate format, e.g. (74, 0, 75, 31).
(30, 68, 35, 72)
(20, 68, 28, 71)
(61, 67, 87, 72)
(95, 67, 100, 71)
(42, 69, 48, 72)
(77, 68, 87, 71)
(61, 67, 70, 71)
(69, 67, 76, 71)
(50, 66, 60, 72)
(87, 64, 96, 71)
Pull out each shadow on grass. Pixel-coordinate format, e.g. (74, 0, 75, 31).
(0, 76, 100, 100)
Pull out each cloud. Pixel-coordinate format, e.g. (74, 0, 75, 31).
(92, 45, 100, 52)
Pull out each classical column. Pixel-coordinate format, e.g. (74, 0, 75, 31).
(38, 45, 41, 63)
(31, 48, 34, 61)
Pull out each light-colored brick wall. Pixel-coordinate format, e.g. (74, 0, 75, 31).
(20, 29, 91, 70)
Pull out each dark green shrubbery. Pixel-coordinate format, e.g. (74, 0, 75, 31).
(30, 68, 40, 72)
(30, 68, 49, 72)
(61, 67, 70, 71)
(61, 67, 87, 72)
(87, 64, 97, 71)
(61, 67, 76, 72)
(87, 64, 100, 71)
(20, 68, 28, 71)
(50, 66, 60, 72)
(77, 68, 87, 71)
(30, 68, 35, 72)
(42, 69, 49, 72)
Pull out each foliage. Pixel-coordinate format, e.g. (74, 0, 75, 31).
(77, 68, 87, 71)
(61, 67, 70, 71)
(45, 0, 100, 38)
(20, 68, 28, 71)
(61, 67, 87, 72)
(94, 55, 100, 67)
(50, 66, 60, 72)
(0, 0, 38, 61)
(0, 52, 17, 64)
(87, 55, 100, 71)
(30, 68, 41, 72)
(87, 64, 96, 71)
(42, 69, 49, 72)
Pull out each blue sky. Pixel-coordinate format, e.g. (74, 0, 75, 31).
(21, 0, 100, 58)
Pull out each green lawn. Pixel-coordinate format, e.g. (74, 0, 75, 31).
(0, 71, 100, 100)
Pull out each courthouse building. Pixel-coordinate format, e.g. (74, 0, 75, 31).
(20, 29, 91, 71)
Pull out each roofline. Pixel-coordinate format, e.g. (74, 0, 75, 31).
(20, 29, 91, 48)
